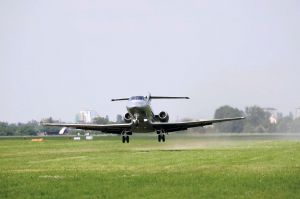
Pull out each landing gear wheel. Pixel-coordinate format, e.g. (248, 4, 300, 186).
(162, 134, 165, 142)
(158, 134, 161, 142)
(126, 135, 129, 143)
(122, 136, 126, 143)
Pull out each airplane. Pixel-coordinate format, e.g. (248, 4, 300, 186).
(43, 94, 245, 143)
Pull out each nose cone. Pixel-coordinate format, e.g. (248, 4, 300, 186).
(126, 99, 149, 120)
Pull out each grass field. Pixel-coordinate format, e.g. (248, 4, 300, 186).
(0, 133, 300, 199)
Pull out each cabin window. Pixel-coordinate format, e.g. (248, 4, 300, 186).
(130, 96, 144, 100)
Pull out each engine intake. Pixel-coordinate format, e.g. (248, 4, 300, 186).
(124, 113, 132, 123)
(158, 111, 169, 122)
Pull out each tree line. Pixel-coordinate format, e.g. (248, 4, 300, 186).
(0, 118, 62, 136)
(0, 106, 300, 136)
(213, 105, 300, 133)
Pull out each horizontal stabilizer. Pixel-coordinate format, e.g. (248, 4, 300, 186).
(150, 96, 190, 99)
(111, 98, 129, 101)
(111, 95, 190, 102)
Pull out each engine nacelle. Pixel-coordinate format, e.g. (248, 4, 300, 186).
(124, 113, 132, 123)
(158, 111, 169, 122)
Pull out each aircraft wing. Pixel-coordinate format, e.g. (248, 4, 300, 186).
(150, 117, 245, 133)
(42, 122, 133, 134)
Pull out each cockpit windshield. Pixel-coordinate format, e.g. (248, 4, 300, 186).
(129, 96, 145, 101)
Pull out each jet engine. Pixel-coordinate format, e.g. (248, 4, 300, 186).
(124, 113, 132, 123)
(158, 111, 169, 122)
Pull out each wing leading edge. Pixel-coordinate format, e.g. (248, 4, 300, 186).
(150, 117, 245, 133)
(43, 117, 245, 134)
(42, 122, 133, 134)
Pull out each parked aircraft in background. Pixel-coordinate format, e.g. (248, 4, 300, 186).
(43, 94, 245, 143)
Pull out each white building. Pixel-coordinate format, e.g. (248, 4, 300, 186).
(263, 108, 278, 124)
(75, 110, 98, 123)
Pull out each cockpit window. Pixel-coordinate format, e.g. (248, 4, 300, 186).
(129, 96, 145, 100)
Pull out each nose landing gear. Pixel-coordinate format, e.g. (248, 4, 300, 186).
(122, 135, 129, 143)
(157, 130, 166, 142)
(121, 132, 131, 143)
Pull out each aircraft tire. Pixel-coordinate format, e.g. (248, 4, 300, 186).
(122, 136, 125, 143)
(158, 134, 161, 142)
(126, 136, 129, 143)
(162, 134, 165, 142)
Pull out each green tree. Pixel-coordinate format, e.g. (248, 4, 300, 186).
(291, 118, 300, 132)
(0, 122, 17, 136)
(243, 106, 271, 132)
(214, 105, 244, 132)
(93, 116, 109, 124)
(40, 117, 61, 133)
(276, 115, 293, 132)
(116, 114, 123, 123)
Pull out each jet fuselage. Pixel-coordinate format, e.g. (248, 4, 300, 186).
(126, 96, 155, 133)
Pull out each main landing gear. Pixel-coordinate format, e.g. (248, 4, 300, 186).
(121, 132, 131, 143)
(157, 130, 166, 142)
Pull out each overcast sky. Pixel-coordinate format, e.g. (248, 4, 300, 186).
(0, 0, 299, 123)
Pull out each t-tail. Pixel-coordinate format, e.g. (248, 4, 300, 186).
(111, 93, 189, 102)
